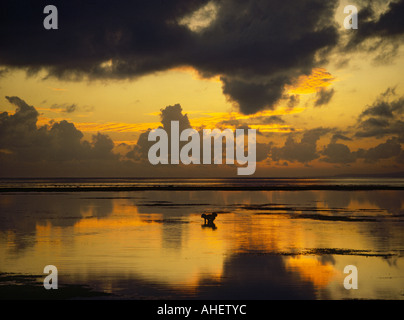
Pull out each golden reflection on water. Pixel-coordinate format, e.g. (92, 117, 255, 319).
(285, 256, 339, 289)
(1, 190, 404, 299)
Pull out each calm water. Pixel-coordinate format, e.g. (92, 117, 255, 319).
(1, 179, 404, 299)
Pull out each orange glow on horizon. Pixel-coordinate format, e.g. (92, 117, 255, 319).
(35, 105, 305, 136)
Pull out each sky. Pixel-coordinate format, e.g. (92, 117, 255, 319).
(1, 0, 404, 177)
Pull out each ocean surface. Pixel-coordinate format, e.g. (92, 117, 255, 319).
(0, 178, 403, 299)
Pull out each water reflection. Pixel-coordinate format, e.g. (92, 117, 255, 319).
(0, 190, 403, 299)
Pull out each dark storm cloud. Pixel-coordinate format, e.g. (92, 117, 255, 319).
(314, 87, 335, 107)
(221, 76, 288, 114)
(0, 0, 199, 74)
(187, 0, 340, 114)
(0, 0, 340, 114)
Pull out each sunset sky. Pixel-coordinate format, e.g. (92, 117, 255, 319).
(1, 0, 404, 177)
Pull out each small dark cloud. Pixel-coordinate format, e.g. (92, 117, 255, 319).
(287, 95, 300, 110)
(360, 137, 402, 163)
(380, 87, 397, 98)
(257, 115, 285, 125)
(50, 103, 95, 114)
(345, 0, 404, 62)
(217, 119, 242, 127)
(351, 1, 404, 44)
(160, 103, 191, 132)
(321, 143, 357, 164)
(271, 127, 331, 163)
(65, 104, 77, 113)
(360, 102, 394, 118)
(314, 87, 335, 107)
(221, 76, 288, 114)
(355, 88, 404, 140)
(330, 133, 352, 143)
(358, 117, 390, 132)
(51, 103, 78, 113)
(358, 87, 399, 118)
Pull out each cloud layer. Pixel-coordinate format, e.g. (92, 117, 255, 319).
(1, 92, 403, 177)
(0, 96, 119, 175)
(269, 87, 404, 166)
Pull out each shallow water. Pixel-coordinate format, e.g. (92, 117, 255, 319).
(1, 188, 403, 299)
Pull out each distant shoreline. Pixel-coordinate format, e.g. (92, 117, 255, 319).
(1, 185, 404, 192)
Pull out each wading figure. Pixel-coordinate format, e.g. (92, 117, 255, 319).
(201, 212, 217, 225)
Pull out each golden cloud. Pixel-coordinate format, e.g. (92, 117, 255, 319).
(286, 68, 336, 95)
